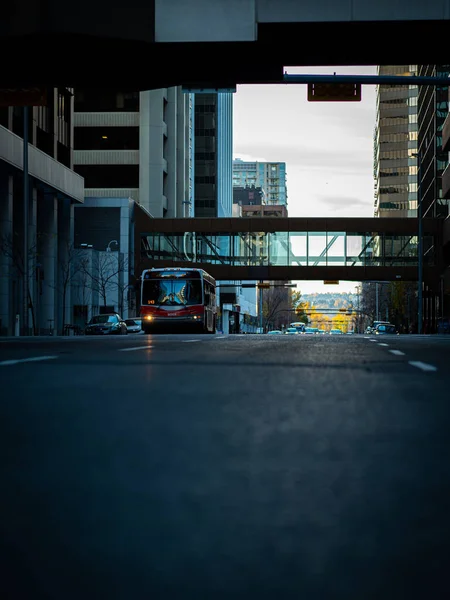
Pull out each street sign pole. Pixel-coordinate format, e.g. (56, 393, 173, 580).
(23, 106, 29, 335)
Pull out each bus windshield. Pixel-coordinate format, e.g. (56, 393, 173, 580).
(142, 279, 203, 306)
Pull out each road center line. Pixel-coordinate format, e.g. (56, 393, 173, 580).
(378, 343, 389, 346)
(118, 346, 153, 352)
(0, 355, 58, 366)
(389, 349, 405, 356)
(369, 339, 377, 342)
(408, 361, 438, 372)
(182, 340, 202, 343)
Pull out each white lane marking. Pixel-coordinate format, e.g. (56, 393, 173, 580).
(408, 361, 438, 372)
(364, 336, 372, 339)
(369, 339, 377, 342)
(378, 343, 389, 346)
(390, 349, 405, 356)
(216, 336, 227, 339)
(0, 355, 58, 366)
(118, 346, 153, 352)
(182, 339, 202, 343)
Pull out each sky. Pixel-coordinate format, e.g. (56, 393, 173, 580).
(232, 64, 378, 295)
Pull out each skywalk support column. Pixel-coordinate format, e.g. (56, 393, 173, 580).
(0, 173, 14, 335)
(41, 194, 58, 335)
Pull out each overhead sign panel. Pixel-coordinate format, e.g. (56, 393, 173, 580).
(0, 87, 47, 107)
(308, 82, 361, 102)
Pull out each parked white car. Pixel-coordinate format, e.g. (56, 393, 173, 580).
(124, 318, 142, 333)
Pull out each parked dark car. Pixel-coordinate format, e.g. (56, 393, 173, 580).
(85, 313, 128, 335)
(375, 323, 398, 335)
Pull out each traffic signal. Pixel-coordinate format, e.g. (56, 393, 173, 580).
(307, 82, 361, 102)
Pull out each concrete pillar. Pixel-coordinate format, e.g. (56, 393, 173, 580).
(40, 194, 58, 335)
(57, 198, 73, 334)
(176, 87, 187, 218)
(119, 203, 130, 319)
(28, 186, 37, 334)
(0, 173, 14, 334)
(222, 308, 229, 334)
(139, 89, 166, 217)
(165, 87, 177, 218)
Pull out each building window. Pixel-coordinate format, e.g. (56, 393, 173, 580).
(74, 127, 139, 150)
(74, 89, 139, 112)
(74, 165, 139, 188)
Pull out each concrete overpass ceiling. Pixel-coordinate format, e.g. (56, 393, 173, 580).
(1, 0, 449, 87)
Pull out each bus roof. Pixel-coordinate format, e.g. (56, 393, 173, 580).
(141, 267, 216, 284)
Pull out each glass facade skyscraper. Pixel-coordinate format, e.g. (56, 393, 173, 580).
(194, 92, 233, 218)
(417, 64, 450, 218)
(374, 65, 418, 218)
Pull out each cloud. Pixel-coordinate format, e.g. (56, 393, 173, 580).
(234, 143, 372, 174)
(317, 195, 372, 208)
(233, 152, 270, 163)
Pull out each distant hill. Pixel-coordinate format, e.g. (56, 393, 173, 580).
(301, 292, 357, 310)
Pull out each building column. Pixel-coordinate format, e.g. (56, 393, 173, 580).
(165, 87, 177, 217)
(57, 198, 73, 334)
(40, 194, 58, 335)
(139, 89, 165, 217)
(28, 186, 38, 334)
(119, 203, 130, 319)
(0, 173, 14, 334)
(176, 87, 187, 218)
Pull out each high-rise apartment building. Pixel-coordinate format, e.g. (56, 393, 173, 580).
(0, 88, 84, 335)
(73, 87, 194, 218)
(233, 159, 287, 206)
(374, 65, 418, 218)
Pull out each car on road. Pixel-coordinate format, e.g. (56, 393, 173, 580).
(304, 327, 319, 334)
(329, 329, 343, 335)
(366, 321, 390, 334)
(124, 318, 142, 333)
(267, 329, 283, 335)
(375, 323, 398, 335)
(85, 313, 128, 335)
(285, 327, 299, 335)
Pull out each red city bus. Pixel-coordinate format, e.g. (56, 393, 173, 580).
(140, 267, 217, 334)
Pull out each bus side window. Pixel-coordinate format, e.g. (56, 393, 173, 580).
(204, 281, 210, 304)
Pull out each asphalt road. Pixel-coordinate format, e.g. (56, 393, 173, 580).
(1, 332, 450, 600)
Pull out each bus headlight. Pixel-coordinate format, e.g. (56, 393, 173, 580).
(144, 315, 153, 321)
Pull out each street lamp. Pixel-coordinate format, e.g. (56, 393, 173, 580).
(412, 152, 423, 334)
(106, 240, 119, 252)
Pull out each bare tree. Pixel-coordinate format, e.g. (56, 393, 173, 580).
(262, 286, 292, 331)
(0, 232, 39, 334)
(82, 252, 128, 312)
(51, 241, 87, 335)
(114, 256, 131, 317)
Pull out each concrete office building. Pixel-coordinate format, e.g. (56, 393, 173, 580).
(374, 65, 418, 218)
(71, 87, 195, 322)
(233, 158, 287, 206)
(73, 87, 194, 217)
(0, 88, 84, 335)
